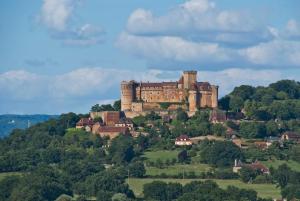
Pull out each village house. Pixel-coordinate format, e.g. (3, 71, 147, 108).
(114, 118, 134, 130)
(175, 135, 192, 146)
(254, 141, 269, 150)
(76, 117, 94, 132)
(97, 126, 130, 139)
(210, 109, 227, 124)
(281, 131, 300, 143)
(76, 111, 134, 139)
(233, 159, 270, 174)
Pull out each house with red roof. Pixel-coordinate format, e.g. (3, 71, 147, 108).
(175, 135, 192, 146)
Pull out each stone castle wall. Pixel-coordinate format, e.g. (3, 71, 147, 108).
(121, 71, 218, 113)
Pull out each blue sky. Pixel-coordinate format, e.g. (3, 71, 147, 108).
(1, 0, 300, 114)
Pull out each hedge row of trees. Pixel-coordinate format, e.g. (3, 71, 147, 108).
(219, 80, 300, 120)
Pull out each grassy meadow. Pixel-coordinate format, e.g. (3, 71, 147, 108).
(127, 178, 281, 199)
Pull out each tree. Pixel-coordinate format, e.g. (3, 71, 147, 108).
(211, 124, 226, 136)
(176, 108, 189, 122)
(96, 190, 113, 201)
(9, 165, 71, 201)
(200, 141, 243, 167)
(128, 161, 146, 178)
(231, 85, 255, 100)
(265, 121, 279, 136)
(270, 80, 300, 99)
(229, 96, 244, 112)
(239, 166, 257, 183)
(239, 122, 266, 138)
(113, 100, 121, 111)
(143, 181, 168, 201)
(166, 183, 183, 200)
(90, 104, 115, 112)
(281, 184, 300, 200)
(109, 135, 135, 164)
(273, 164, 292, 188)
(218, 96, 230, 111)
(178, 150, 189, 163)
(0, 176, 20, 201)
(132, 115, 146, 127)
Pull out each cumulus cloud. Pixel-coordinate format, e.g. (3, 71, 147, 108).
(39, 0, 104, 46)
(40, 0, 79, 31)
(117, 32, 239, 68)
(118, 0, 300, 69)
(241, 40, 300, 66)
(199, 68, 284, 95)
(0, 67, 298, 114)
(126, 0, 271, 46)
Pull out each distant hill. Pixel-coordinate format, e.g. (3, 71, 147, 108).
(0, 114, 58, 137)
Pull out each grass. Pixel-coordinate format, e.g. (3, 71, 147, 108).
(0, 172, 23, 182)
(127, 178, 281, 199)
(262, 159, 300, 171)
(146, 163, 211, 176)
(143, 150, 179, 162)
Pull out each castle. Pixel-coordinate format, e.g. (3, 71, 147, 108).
(121, 71, 218, 113)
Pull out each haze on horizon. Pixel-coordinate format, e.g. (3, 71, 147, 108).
(1, 0, 300, 114)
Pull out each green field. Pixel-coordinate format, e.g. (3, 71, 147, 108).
(262, 159, 300, 171)
(143, 150, 179, 162)
(127, 178, 281, 199)
(146, 163, 211, 176)
(0, 172, 23, 182)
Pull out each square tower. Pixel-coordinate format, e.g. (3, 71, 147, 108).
(183, 71, 197, 89)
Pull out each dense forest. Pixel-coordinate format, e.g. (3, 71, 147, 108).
(0, 80, 300, 201)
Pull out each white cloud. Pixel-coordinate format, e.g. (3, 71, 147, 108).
(182, 0, 215, 13)
(241, 40, 300, 66)
(0, 70, 45, 100)
(39, 0, 104, 46)
(125, 0, 270, 44)
(40, 0, 78, 31)
(118, 0, 300, 69)
(199, 68, 284, 96)
(117, 32, 238, 66)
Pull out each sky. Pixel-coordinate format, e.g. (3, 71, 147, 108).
(1, 0, 300, 114)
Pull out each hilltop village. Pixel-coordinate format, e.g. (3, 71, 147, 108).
(1, 72, 300, 201)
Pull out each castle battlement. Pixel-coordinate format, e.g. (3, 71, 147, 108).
(120, 71, 218, 113)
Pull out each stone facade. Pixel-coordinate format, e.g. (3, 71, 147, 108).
(121, 71, 218, 112)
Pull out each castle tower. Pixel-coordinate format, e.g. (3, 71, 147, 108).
(121, 81, 135, 111)
(188, 85, 198, 112)
(211, 85, 219, 108)
(183, 71, 197, 89)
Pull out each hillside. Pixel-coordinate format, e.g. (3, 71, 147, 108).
(0, 114, 58, 137)
(0, 80, 300, 201)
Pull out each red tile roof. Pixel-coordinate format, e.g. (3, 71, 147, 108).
(76, 118, 94, 127)
(176, 135, 191, 141)
(245, 161, 269, 173)
(282, 131, 300, 140)
(98, 126, 128, 133)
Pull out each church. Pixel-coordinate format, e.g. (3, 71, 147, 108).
(121, 71, 218, 113)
